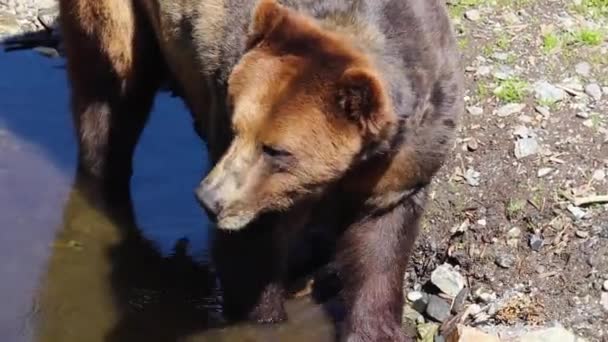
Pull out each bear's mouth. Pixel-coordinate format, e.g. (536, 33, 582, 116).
(215, 210, 258, 231)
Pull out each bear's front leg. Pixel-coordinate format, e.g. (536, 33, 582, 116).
(212, 222, 288, 324)
(336, 195, 424, 342)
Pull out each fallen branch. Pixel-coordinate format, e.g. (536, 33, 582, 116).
(573, 195, 608, 207)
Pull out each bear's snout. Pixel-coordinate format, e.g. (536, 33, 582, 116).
(195, 185, 223, 220)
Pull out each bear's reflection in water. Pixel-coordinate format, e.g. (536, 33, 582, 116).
(34, 175, 336, 342)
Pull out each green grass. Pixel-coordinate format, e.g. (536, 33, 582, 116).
(542, 33, 560, 53)
(494, 78, 528, 103)
(573, 29, 604, 46)
(506, 198, 526, 219)
(573, 0, 608, 18)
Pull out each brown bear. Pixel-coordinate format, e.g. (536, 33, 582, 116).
(58, 0, 463, 341)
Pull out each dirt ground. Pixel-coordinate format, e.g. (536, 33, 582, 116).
(406, 0, 608, 340)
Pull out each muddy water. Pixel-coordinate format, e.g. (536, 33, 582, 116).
(0, 50, 335, 342)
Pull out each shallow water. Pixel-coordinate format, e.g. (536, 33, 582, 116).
(0, 50, 335, 342)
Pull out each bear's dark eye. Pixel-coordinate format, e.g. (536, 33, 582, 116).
(262, 144, 292, 158)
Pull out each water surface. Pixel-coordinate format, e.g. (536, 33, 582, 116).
(0, 50, 334, 342)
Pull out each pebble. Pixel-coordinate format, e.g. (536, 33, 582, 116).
(574, 62, 591, 77)
(431, 263, 466, 297)
(464, 168, 481, 187)
(402, 305, 425, 325)
(567, 205, 586, 220)
(467, 139, 479, 152)
(529, 234, 544, 251)
(537, 167, 553, 178)
(507, 227, 522, 238)
(576, 111, 590, 119)
(495, 254, 515, 269)
(514, 137, 540, 159)
(474, 288, 497, 303)
(496, 103, 525, 117)
(602, 280, 608, 292)
(407, 291, 424, 302)
(533, 81, 567, 104)
(575, 230, 589, 239)
(466, 106, 483, 116)
(601, 292, 608, 312)
(585, 83, 602, 101)
(426, 295, 452, 322)
(476, 65, 492, 76)
(592, 169, 606, 181)
(464, 9, 481, 22)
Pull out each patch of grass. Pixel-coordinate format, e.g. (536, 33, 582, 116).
(537, 98, 559, 109)
(494, 78, 529, 103)
(506, 198, 527, 220)
(458, 37, 470, 49)
(590, 113, 604, 128)
(476, 81, 490, 100)
(573, 0, 608, 18)
(573, 28, 604, 46)
(542, 33, 560, 53)
(496, 33, 511, 50)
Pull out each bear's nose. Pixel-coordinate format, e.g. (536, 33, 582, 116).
(195, 186, 222, 220)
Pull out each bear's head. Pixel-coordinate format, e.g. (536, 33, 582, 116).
(196, 0, 399, 230)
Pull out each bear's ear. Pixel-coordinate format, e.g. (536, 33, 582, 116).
(246, 0, 287, 49)
(337, 67, 391, 133)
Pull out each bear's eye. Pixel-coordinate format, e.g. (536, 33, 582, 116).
(262, 144, 292, 158)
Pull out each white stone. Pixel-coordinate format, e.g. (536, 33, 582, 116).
(430, 263, 466, 297)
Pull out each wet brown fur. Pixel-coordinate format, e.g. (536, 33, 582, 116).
(59, 0, 463, 341)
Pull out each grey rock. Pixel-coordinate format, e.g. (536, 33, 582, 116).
(575, 62, 591, 77)
(451, 288, 469, 314)
(412, 293, 430, 313)
(534, 81, 567, 104)
(584, 83, 602, 101)
(464, 168, 481, 187)
(491, 52, 510, 62)
(575, 230, 589, 239)
(529, 234, 544, 251)
(407, 291, 424, 302)
(603, 280, 608, 291)
(496, 103, 525, 117)
(476, 65, 492, 76)
(465, 9, 481, 21)
(507, 227, 522, 238)
(467, 106, 483, 116)
(592, 169, 606, 181)
(537, 167, 553, 178)
(425, 295, 451, 322)
(514, 137, 540, 159)
(495, 254, 515, 269)
(567, 205, 586, 220)
(576, 111, 590, 119)
(430, 263, 466, 297)
(402, 305, 425, 325)
(474, 288, 497, 303)
(467, 139, 479, 151)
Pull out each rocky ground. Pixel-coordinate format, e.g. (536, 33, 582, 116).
(1, 0, 607, 341)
